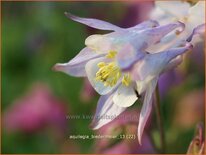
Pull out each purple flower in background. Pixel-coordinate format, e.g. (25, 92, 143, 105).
(3, 83, 68, 133)
(54, 13, 193, 143)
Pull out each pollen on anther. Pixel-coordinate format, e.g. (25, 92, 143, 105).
(95, 61, 121, 87)
(106, 50, 117, 59)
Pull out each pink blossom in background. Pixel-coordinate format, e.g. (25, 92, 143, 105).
(94, 110, 155, 154)
(3, 83, 68, 133)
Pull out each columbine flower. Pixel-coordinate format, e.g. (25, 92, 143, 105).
(54, 13, 193, 143)
(149, 0, 205, 52)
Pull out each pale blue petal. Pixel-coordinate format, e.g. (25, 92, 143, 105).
(141, 21, 185, 47)
(129, 22, 185, 52)
(54, 61, 87, 77)
(65, 12, 123, 31)
(162, 55, 183, 73)
(116, 43, 145, 70)
(138, 78, 158, 144)
(127, 20, 159, 32)
(155, 1, 190, 18)
(187, 24, 205, 42)
(163, 43, 193, 62)
(131, 43, 193, 81)
(53, 48, 102, 77)
(90, 91, 126, 129)
(113, 84, 138, 107)
(85, 34, 113, 53)
(68, 47, 102, 65)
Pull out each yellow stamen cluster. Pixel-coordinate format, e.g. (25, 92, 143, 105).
(106, 50, 117, 59)
(96, 62, 121, 87)
(95, 50, 131, 87)
(122, 74, 131, 86)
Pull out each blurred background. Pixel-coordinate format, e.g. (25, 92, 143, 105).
(1, 1, 205, 154)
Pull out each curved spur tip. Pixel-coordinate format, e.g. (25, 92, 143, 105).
(176, 21, 185, 34)
(186, 34, 193, 42)
(177, 21, 185, 28)
(152, 20, 160, 27)
(185, 42, 193, 50)
(148, 20, 159, 27)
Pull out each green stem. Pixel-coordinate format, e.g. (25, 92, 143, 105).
(154, 83, 166, 153)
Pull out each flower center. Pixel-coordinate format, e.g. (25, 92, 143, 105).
(95, 50, 131, 87)
(96, 61, 121, 87)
